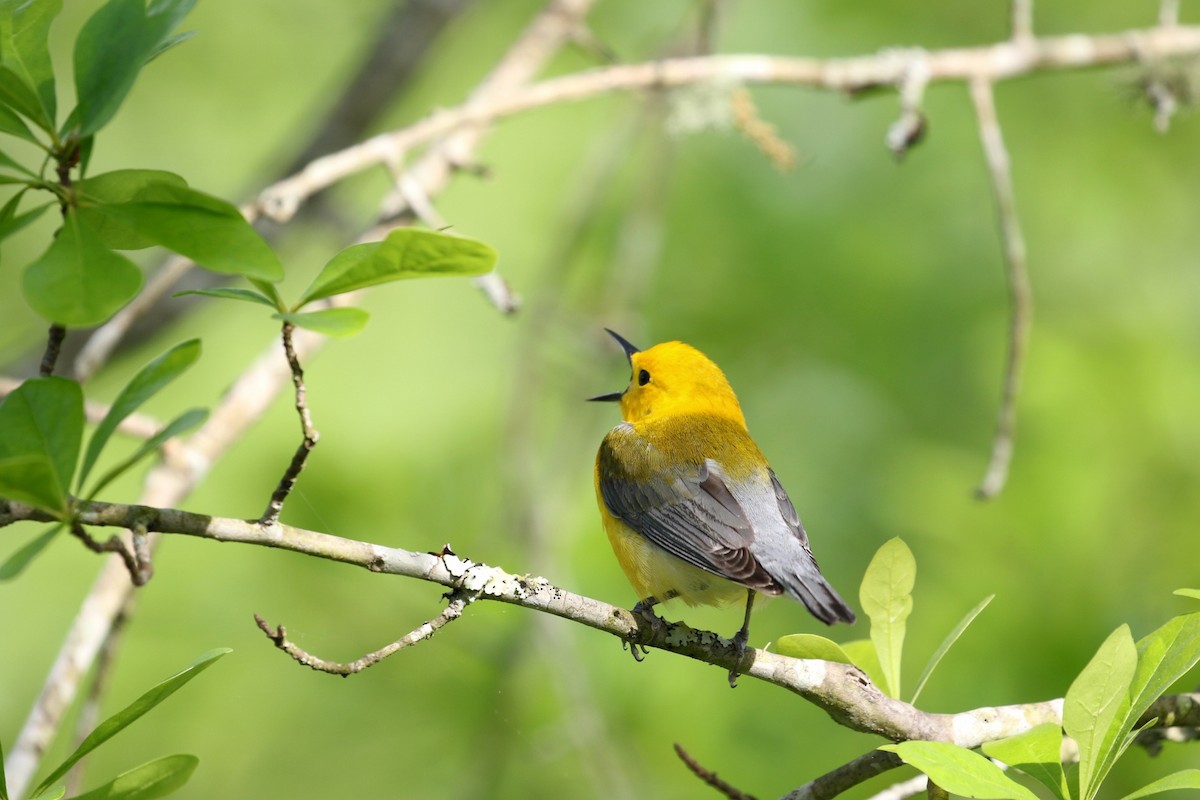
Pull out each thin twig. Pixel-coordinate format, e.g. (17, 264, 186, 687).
(1011, 0, 1034, 42)
(969, 75, 1032, 501)
(674, 743, 757, 800)
(68, 520, 148, 586)
(730, 87, 797, 170)
(39, 324, 67, 377)
(780, 749, 905, 800)
(254, 589, 474, 675)
(259, 322, 319, 526)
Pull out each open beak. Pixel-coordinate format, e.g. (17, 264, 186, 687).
(588, 328, 641, 402)
(604, 328, 640, 363)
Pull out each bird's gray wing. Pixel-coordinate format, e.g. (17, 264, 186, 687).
(597, 434, 779, 590)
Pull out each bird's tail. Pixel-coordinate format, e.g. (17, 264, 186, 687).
(778, 558, 856, 625)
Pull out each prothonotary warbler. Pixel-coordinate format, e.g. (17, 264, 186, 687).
(590, 329, 855, 684)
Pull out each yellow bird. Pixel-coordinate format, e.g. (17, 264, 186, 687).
(591, 329, 855, 682)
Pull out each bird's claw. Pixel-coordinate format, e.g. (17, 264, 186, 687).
(622, 639, 649, 662)
(727, 629, 750, 688)
(622, 599, 669, 662)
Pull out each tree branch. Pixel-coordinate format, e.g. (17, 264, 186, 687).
(255, 22, 1200, 222)
(5, 497, 1198, 752)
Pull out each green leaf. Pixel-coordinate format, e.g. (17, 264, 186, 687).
(0, 376, 83, 514)
(172, 287, 276, 308)
(0, 523, 62, 580)
(249, 277, 285, 310)
(72, 0, 195, 137)
(274, 307, 369, 338)
(1, 734, 7, 800)
(32, 648, 229, 795)
(90, 182, 282, 280)
(840, 638, 887, 690)
(981, 723, 1069, 800)
(86, 407, 206, 498)
(775, 633, 855, 664)
(911, 594, 993, 704)
(1129, 612, 1200, 725)
(0, 65, 48, 132)
(74, 169, 188, 249)
(0, 0, 61, 131)
(1063, 624, 1137, 800)
(22, 212, 143, 326)
(297, 228, 496, 307)
(1080, 611, 1200, 800)
(1175, 588, 1200, 601)
(39, 787, 65, 800)
(78, 339, 200, 489)
(0, 191, 52, 245)
(0, 145, 36, 177)
(859, 536, 915, 698)
(1118, 769, 1200, 800)
(879, 741, 1040, 800)
(0, 454, 64, 512)
(70, 754, 198, 800)
(0, 99, 36, 141)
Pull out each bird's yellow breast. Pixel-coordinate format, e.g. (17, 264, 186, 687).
(598, 503, 747, 607)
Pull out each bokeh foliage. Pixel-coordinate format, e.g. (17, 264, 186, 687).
(2, 1, 1199, 798)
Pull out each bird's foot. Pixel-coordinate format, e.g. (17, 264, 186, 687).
(623, 598, 669, 662)
(727, 627, 751, 688)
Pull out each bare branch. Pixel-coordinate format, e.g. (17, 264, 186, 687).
(254, 588, 474, 675)
(8, 497, 1199, 752)
(969, 76, 1032, 501)
(675, 742, 757, 800)
(256, 23, 1200, 221)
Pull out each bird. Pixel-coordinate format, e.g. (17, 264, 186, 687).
(590, 329, 855, 685)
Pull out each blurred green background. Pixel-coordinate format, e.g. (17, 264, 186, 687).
(2, 1, 1199, 798)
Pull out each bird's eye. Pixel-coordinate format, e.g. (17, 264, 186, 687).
(638, 369, 650, 386)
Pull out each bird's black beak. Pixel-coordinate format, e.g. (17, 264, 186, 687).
(587, 328, 641, 402)
(604, 328, 640, 364)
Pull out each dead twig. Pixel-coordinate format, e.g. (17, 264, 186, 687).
(675, 743, 757, 800)
(254, 589, 475, 675)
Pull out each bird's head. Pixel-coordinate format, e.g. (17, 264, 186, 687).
(589, 329, 746, 426)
